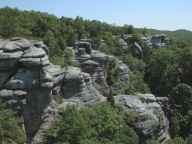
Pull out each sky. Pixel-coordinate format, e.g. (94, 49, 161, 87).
(0, 0, 191, 31)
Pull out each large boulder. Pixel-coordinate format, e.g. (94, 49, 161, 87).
(61, 67, 106, 106)
(150, 34, 168, 48)
(132, 42, 143, 58)
(114, 94, 170, 144)
(0, 38, 64, 144)
(76, 49, 130, 96)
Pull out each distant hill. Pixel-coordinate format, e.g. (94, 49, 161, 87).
(137, 28, 192, 42)
(166, 29, 192, 42)
(0, 7, 191, 52)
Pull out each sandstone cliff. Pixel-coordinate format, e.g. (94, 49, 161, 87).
(0, 38, 169, 144)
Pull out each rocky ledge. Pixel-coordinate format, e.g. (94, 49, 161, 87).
(0, 38, 169, 144)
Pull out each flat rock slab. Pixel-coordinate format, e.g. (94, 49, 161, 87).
(22, 47, 46, 58)
(0, 89, 27, 99)
(0, 51, 23, 59)
(114, 94, 168, 140)
(19, 57, 49, 67)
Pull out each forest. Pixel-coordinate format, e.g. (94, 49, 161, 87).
(0, 7, 192, 144)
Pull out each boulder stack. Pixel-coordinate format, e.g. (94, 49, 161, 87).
(75, 39, 130, 96)
(114, 94, 170, 144)
(0, 37, 63, 143)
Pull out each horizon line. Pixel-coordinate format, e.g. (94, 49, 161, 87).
(1, 6, 192, 32)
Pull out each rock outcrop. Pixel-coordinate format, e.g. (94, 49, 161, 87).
(114, 94, 170, 144)
(63, 39, 170, 143)
(150, 34, 168, 48)
(0, 37, 64, 144)
(0, 37, 170, 144)
(75, 39, 130, 96)
(117, 34, 169, 58)
(61, 67, 106, 106)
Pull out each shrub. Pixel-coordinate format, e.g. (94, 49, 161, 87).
(47, 104, 139, 144)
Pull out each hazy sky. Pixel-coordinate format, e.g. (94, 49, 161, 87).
(0, 0, 191, 31)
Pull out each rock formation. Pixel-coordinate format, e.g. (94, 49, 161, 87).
(150, 34, 168, 48)
(0, 37, 64, 143)
(75, 39, 130, 96)
(114, 94, 170, 144)
(61, 66, 106, 106)
(118, 34, 169, 58)
(0, 37, 170, 144)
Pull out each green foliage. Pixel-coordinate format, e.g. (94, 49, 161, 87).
(146, 139, 160, 144)
(1, 7, 192, 141)
(167, 137, 186, 144)
(0, 7, 20, 38)
(122, 54, 146, 73)
(186, 136, 192, 144)
(123, 25, 135, 34)
(145, 48, 179, 96)
(124, 71, 150, 94)
(99, 32, 115, 54)
(63, 47, 75, 67)
(120, 55, 150, 94)
(50, 55, 65, 67)
(169, 84, 192, 138)
(170, 83, 192, 112)
(145, 46, 192, 97)
(0, 101, 26, 144)
(47, 104, 139, 144)
(106, 58, 118, 86)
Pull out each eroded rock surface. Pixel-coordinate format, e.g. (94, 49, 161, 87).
(114, 94, 170, 144)
(61, 67, 106, 106)
(0, 38, 63, 144)
(0, 38, 170, 144)
(75, 40, 130, 96)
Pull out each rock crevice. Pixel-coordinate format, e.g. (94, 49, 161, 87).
(0, 38, 170, 144)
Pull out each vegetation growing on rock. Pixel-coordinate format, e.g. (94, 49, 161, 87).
(0, 7, 192, 144)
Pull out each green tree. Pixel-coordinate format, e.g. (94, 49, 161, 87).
(169, 84, 192, 138)
(32, 18, 49, 37)
(0, 101, 25, 144)
(63, 47, 75, 67)
(0, 7, 19, 37)
(145, 48, 179, 96)
(167, 137, 186, 144)
(47, 104, 139, 144)
(123, 25, 135, 34)
(186, 136, 192, 144)
(106, 58, 119, 104)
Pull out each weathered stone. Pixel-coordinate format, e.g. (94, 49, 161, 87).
(42, 64, 63, 77)
(33, 41, 49, 54)
(91, 50, 107, 65)
(5, 69, 33, 90)
(75, 41, 92, 54)
(0, 51, 23, 59)
(61, 67, 106, 106)
(0, 89, 27, 99)
(0, 37, 170, 144)
(0, 72, 13, 87)
(19, 57, 49, 67)
(1, 38, 31, 52)
(0, 89, 14, 98)
(22, 46, 46, 58)
(13, 90, 28, 97)
(0, 38, 64, 144)
(114, 94, 170, 143)
(80, 60, 99, 75)
(117, 38, 128, 50)
(150, 34, 168, 48)
(132, 42, 143, 58)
